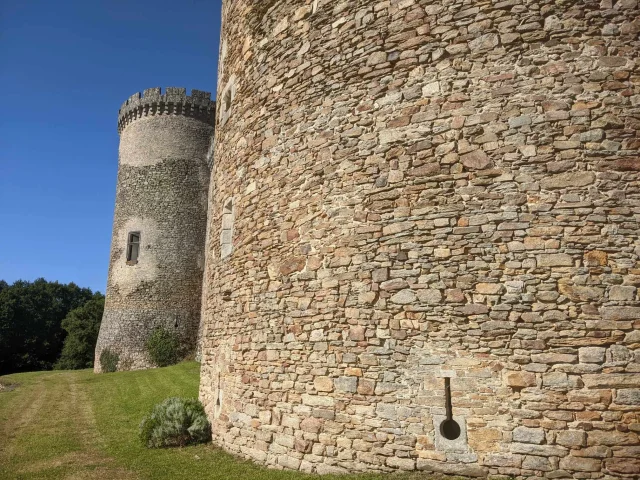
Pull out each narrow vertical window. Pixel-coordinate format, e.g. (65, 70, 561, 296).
(126, 232, 140, 264)
(440, 377, 461, 440)
(218, 75, 236, 127)
(220, 198, 234, 259)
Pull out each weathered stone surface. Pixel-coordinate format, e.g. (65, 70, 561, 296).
(390, 289, 417, 305)
(461, 150, 491, 170)
(469, 33, 499, 52)
(417, 459, 487, 477)
(584, 250, 608, 267)
(314, 376, 333, 392)
(537, 254, 574, 267)
(601, 307, 640, 321)
(196, 1, 640, 477)
(616, 389, 640, 405)
(609, 286, 637, 301)
(556, 430, 586, 447)
(540, 172, 596, 190)
(583, 374, 640, 389)
(506, 371, 536, 388)
(560, 456, 601, 472)
(579, 347, 606, 364)
(587, 431, 639, 446)
(476, 282, 503, 295)
(531, 353, 576, 364)
(605, 457, 640, 475)
(334, 376, 357, 393)
(513, 427, 545, 444)
(280, 257, 306, 275)
(417, 289, 442, 304)
(482, 453, 522, 467)
(522, 455, 553, 471)
(386, 457, 415, 470)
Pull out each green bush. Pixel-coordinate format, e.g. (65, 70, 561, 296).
(139, 397, 211, 448)
(146, 327, 180, 367)
(99, 348, 119, 373)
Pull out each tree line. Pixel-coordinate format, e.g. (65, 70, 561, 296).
(0, 278, 104, 375)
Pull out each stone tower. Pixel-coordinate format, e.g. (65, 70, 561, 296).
(199, 0, 639, 477)
(95, 87, 215, 372)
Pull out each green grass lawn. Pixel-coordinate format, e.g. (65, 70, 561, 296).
(0, 363, 440, 480)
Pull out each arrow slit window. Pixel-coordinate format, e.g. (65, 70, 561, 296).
(220, 199, 234, 259)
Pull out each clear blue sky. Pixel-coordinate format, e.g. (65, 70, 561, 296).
(0, 0, 222, 293)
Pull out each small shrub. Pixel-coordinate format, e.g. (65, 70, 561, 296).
(139, 397, 211, 448)
(99, 348, 119, 373)
(146, 327, 180, 367)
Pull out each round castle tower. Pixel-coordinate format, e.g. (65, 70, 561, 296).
(200, 0, 639, 478)
(95, 87, 215, 372)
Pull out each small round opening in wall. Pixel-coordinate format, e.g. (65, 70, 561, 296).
(440, 418, 461, 440)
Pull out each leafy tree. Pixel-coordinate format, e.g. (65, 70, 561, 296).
(55, 294, 105, 370)
(0, 278, 96, 374)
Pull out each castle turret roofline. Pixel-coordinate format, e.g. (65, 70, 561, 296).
(117, 87, 216, 134)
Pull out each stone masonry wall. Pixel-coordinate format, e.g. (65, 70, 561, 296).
(96, 88, 215, 372)
(200, 1, 640, 477)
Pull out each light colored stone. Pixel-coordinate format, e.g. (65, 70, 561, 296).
(314, 376, 334, 392)
(513, 426, 545, 444)
(540, 172, 596, 190)
(579, 347, 606, 363)
(390, 289, 417, 305)
(556, 430, 586, 447)
(461, 150, 491, 170)
(537, 253, 574, 267)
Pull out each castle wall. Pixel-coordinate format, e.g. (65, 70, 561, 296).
(200, 0, 639, 477)
(96, 88, 215, 372)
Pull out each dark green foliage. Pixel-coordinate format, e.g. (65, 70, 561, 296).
(99, 348, 119, 373)
(0, 279, 96, 375)
(55, 295, 105, 370)
(146, 327, 180, 367)
(139, 397, 211, 448)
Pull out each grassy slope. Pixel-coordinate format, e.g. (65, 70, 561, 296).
(0, 363, 436, 480)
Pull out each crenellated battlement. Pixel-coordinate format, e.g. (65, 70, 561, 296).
(117, 87, 216, 134)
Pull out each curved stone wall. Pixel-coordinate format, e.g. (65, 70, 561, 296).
(200, 1, 639, 477)
(96, 87, 215, 372)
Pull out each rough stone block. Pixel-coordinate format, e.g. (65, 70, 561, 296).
(559, 456, 601, 472)
(506, 371, 536, 387)
(579, 347, 606, 364)
(461, 150, 491, 170)
(604, 457, 640, 475)
(513, 426, 545, 444)
(615, 389, 640, 405)
(600, 307, 640, 321)
(540, 172, 596, 189)
(314, 376, 334, 392)
(334, 376, 357, 393)
(609, 286, 637, 301)
(556, 430, 586, 447)
(537, 254, 574, 267)
(390, 289, 417, 304)
(587, 430, 639, 446)
(583, 374, 640, 389)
